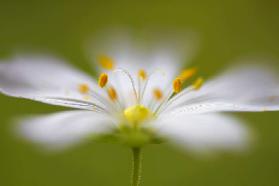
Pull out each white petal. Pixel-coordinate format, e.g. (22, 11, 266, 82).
(0, 55, 109, 111)
(90, 30, 194, 75)
(165, 65, 279, 114)
(16, 110, 115, 149)
(154, 113, 249, 152)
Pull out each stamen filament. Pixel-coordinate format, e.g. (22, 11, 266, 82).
(114, 68, 139, 103)
(155, 87, 192, 115)
(44, 97, 109, 114)
(153, 89, 174, 115)
(137, 69, 147, 103)
(88, 90, 113, 109)
(139, 76, 149, 103)
(140, 69, 163, 104)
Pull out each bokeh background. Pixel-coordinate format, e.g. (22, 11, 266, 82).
(1, 1, 279, 186)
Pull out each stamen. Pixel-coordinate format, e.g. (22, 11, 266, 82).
(107, 86, 118, 101)
(98, 55, 115, 70)
(156, 75, 204, 115)
(179, 67, 197, 81)
(153, 88, 163, 101)
(193, 77, 204, 90)
(78, 83, 90, 94)
(98, 73, 108, 88)
(114, 68, 138, 102)
(173, 78, 182, 93)
(138, 69, 147, 80)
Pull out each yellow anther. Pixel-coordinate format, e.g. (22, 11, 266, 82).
(179, 67, 197, 81)
(153, 88, 163, 101)
(107, 86, 118, 101)
(98, 73, 108, 88)
(98, 55, 115, 70)
(193, 77, 204, 90)
(173, 78, 182, 93)
(138, 69, 147, 80)
(78, 83, 90, 94)
(124, 105, 151, 124)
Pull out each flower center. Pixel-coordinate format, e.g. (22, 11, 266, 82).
(124, 105, 151, 124)
(80, 55, 205, 116)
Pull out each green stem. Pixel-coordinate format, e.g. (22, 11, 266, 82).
(131, 148, 142, 186)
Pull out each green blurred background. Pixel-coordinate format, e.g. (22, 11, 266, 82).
(1, 0, 279, 186)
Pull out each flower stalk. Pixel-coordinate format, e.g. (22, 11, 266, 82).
(131, 147, 142, 186)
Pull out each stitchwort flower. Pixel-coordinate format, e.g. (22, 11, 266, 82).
(1, 43, 279, 186)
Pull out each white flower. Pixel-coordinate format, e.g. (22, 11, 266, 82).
(1, 48, 279, 152)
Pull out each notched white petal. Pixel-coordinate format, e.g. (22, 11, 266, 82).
(14, 111, 115, 150)
(154, 113, 250, 153)
(0, 55, 108, 111)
